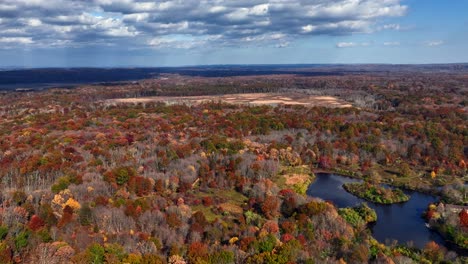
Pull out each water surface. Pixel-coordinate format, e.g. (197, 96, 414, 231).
(307, 173, 444, 249)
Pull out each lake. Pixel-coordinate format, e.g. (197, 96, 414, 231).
(307, 173, 452, 250)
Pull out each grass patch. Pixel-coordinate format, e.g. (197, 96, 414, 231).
(190, 188, 247, 205)
(219, 203, 243, 215)
(275, 165, 315, 195)
(190, 188, 248, 222)
(191, 205, 221, 222)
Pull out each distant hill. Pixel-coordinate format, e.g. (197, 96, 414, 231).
(1, 64, 467, 91)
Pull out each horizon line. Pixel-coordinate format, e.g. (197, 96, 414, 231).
(2, 62, 468, 70)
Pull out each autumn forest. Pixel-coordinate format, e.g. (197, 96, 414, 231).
(0, 68, 466, 263)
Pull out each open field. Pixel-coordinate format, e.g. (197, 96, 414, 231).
(107, 92, 353, 108)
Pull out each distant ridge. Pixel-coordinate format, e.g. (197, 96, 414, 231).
(1, 64, 467, 91)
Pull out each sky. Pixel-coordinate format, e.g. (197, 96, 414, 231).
(0, 0, 467, 67)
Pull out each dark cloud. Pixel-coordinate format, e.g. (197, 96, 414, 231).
(0, 0, 407, 49)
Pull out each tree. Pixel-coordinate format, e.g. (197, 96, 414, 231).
(261, 196, 280, 219)
(369, 170, 382, 184)
(187, 242, 208, 264)
(57, 205, 74, 228)
(459, 209, 468, 227)
(423, 241, 444, 263)
(78, 204, 93, 226)
(399, 162, 414, 177)
(28, 215, 45, 231)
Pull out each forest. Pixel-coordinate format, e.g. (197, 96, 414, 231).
(0, 71, 466, 263)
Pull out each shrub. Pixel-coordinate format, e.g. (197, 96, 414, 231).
(262, 221, 279, 234)
(95, 196, 109, 206)
(338, 208, 365, 227)
(0, 242, 12, 264)
(423, 241, 444, 263)
(64, 198, 81, 211)
(51, 174, 83, 194)
(124, 254, 142, 264)
(244, 211, 263, 227)
(240, 237, 256, 251)
(0, 226, 8, 240)
(202, 196, 214, 206)
(261, 196, 280, 219)
(355, 203, 377, 223)
(280, 221, 296, 234)
(116, 168, 131, 185)
(14, 230, 30, 250)
(79, 203, 93, 226)
(129, 176, 153, 196)
(141, 254, 166, 264)
(88, 243, 105, 264)
(277, 239, 301, 262)
(104, 243, 127, 262)
(209, 250, 234, 264)
(166, 212, 182, 228)
(51, 176, 72, 194)
(187, 242, 209, 264)
(300, 201, 328, 216)
(104, 166, 137, 186)
(12, 190, 27, 205)
(39, 203, 57, 226)
(255, 234, 277, 253)
(37, 228, 52, 242)
(281, 233, 294, 243)
(57, 205, 74, 228)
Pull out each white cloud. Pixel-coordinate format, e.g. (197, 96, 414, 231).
(301, 25, 317, 33)
(384, 41, 400, 46)
(123, 13, 150, 22)
(250, 4, 269, 16)
(148, 35, 207, 49)
(336, 41, 372, 48)
(379, 23, 401, 31)
(0, 37, 33, 44)
(426, 40, 444, 46)
(26, 18, 42, 27)
(336, 42, 357, 48)
(209, 6, 227, 13)
(0, 0, 408, 49)
(276, 41, 289, 48)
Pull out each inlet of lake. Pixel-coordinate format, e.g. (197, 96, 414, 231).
(307, 173, 465, 254)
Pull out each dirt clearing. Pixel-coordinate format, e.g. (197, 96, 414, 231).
(108, 93, 353, 108)
(284, 174, 312, 186)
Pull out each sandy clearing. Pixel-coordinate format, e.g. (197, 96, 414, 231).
(285, 174, 311, 185)
(108, 93, 353, 108)
(219, 203, 243, 215)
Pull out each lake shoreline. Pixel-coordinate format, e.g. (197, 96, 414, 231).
(313, 168, 443, 199)
(307, 173, 467, 256)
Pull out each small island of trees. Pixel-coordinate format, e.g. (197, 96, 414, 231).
(343, 182, 410, 204)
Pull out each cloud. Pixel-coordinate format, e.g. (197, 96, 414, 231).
(0, 0, 408, 49)
(336, 42, 357, 48)
(378, 23, 401, 31)
(276, 41, 290, 48)
(148, 35, 209, 49)
(0, 37, 33, 44)
(336, 41, 371, 48)
(425, 40, 444, 46)
(383, 41, 400, 46)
